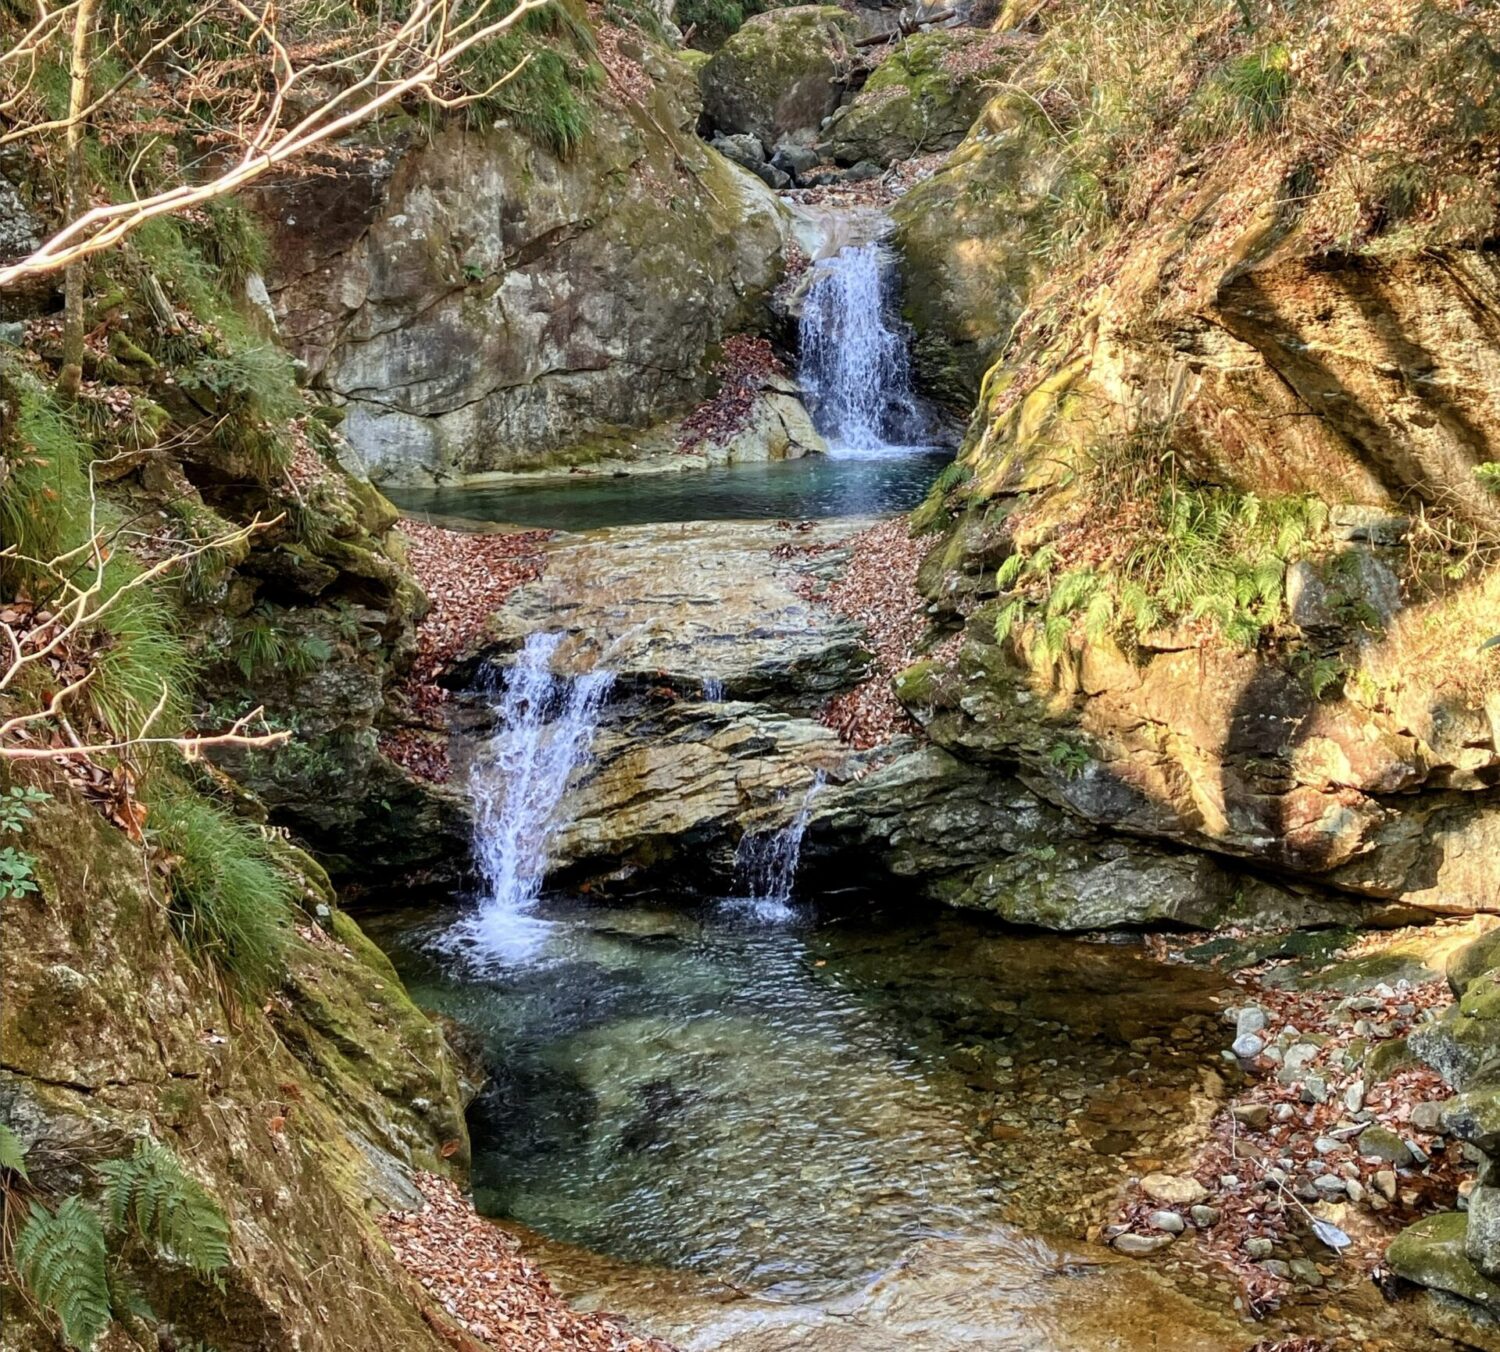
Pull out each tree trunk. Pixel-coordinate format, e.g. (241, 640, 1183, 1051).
(57, 0, 99, 401)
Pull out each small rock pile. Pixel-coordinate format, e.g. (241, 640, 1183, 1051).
(1106, 959, 1463, 1317)
(380, 1172, 675, 1352)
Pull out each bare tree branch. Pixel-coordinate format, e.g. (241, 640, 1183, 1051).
(0, 0, 555, 290)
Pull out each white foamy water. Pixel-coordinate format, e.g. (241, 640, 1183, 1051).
(453, 632, 614, 965)
(731, 773, 825, 921)
(798, 242, 926, 454)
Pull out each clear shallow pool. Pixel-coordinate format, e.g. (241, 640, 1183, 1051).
(382, 449, 953, 531)
(367, 897, 1232, 1304)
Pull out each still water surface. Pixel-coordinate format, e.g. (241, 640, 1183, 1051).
(383, 450, 952, 531)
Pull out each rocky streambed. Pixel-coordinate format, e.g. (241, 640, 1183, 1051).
(368, 501, 1471, 1352)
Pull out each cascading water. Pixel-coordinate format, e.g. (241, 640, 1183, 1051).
(452, 631, 613, 965)
(731, 772, 824, 920)
(798, 241, 924, 453)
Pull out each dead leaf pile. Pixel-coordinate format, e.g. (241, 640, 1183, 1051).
(792, 517, 933, 748)
(381, 522, 548, 782)
(677, 336, 788, 452)
(379, 1173, 676, 1352)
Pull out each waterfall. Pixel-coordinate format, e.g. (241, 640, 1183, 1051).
(798, 242, 924, 454)
(732, 773, 824, 921)
(454, 631, 613, 965)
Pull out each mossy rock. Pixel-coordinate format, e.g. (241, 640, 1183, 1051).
(1411, 968, 1500, 1092)
(823, 31, 1023, 168)
(700, 5, 860, 144)
(890, 93, 1064, 406)
(1388, 1213, 1500, 1308)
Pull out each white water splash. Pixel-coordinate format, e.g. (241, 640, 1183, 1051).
(798, 242, 924, 454)
(701, 676, 726, 702)
(453, 632, 613, 965)
(731, 773, 825, 922)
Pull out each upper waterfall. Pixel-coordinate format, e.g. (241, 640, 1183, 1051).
(797, 241, 926, 454)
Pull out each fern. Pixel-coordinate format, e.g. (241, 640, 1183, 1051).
(0, 1121, 29, 1179)
(993, 599, 1023, 644)
(99, 1139, 230, 1279)
(14, 1197, 112, 1350)
(996, 552, 1025, 591)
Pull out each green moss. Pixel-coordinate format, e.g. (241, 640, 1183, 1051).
(1388, 1213, 1500, 1306)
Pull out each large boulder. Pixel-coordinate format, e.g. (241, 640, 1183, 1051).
(699, 5, 861, 145)
(823, 30, 1026, 168)
(254, 37, 788, 484)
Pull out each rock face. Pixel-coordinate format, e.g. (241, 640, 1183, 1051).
(475, 518, 875, 708)
(0, 791, 470, 1349)
(822, 31, 1026, 169)
(699, 6, 861, 145)
(888, 4, 1500, 919)
(256, 39, 787, 485)
(469, 519, 1345, 927)
(890, 94, 1059, 406)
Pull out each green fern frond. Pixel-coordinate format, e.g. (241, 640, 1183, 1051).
(1025, 543, 1059, 577)
(1041, 611, 1073, 660)
(1048, 568, 1098, 616)
(1083, 589, 1116, 644)
(993, 599, 1024, 644)
(99, 1139, 230, 1279)
(996, 552, 1025, 591)
(0, 1121, 29, 1179)
(14, 1197, 112, 1351)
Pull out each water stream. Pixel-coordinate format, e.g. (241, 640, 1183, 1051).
(448, 632, 613, 967)
(731, 773, 824, 922)
(798, 241, 926, 453)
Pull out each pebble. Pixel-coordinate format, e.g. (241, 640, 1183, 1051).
(1284, 1043, 1321, 1071)
(1360, 1126, 1413, 1166)
(1373, 1170, 1398, 1200)
(1302, 1075, 1329, 1105)
(1344, 1080, 1365, 1113)
(1289, 1258, 1324, 1287)
(1149, 1210, 1186, 1234)
(1232, 1033, 1266, 1058)
(1313, 1174, 1348, 1195)
(1236, 1006, 1269, 1037)
(1245, 1237, 1274, 1259)
(1230, 1104, 1270, 1130)
(1114, 1232, 1174, 1257)
(1410, 1101, 1447, 1133)
(1261, 1259, 1292, 1279)
(1314, 1136, 1341, 1155)
(1190, 1205, 1220, 1228)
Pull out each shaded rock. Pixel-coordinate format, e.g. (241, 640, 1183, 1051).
(700, 6, 861, 146)
(891, 95, 1063, 405)
(1359, 1125, 1413, 1166)
(256, 57, 788, 484)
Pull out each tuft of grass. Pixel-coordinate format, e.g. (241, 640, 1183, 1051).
(0, 375, 92, 579)
(149, 789, 295, 997)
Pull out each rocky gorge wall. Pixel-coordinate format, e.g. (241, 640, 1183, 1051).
(254, 29, 789, 484)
